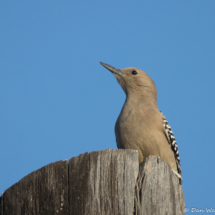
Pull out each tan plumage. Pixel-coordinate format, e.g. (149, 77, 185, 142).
(100, 62, 182, 181)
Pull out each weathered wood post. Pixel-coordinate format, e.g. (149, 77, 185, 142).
(0, 149, 184, 215)
(134, 156, 185, 215)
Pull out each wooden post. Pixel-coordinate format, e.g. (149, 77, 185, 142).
(134, 156, 185, 215)
(0, 149, 184, 215)
(0, 160, 68, 215)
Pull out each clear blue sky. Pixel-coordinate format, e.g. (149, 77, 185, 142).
(1, 1, 215, 213)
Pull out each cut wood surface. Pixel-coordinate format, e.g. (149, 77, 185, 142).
(0, 149, 184, 215)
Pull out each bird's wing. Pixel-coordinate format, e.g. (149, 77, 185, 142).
(160, 111, 182, 176)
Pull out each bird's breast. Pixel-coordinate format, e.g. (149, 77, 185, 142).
(114, 105, 165, 163)
(115, 107, 147, 149)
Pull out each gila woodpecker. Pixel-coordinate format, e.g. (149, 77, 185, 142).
(100, 62, 182, 182)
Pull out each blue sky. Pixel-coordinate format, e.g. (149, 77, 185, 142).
(1, 1, 215, 213)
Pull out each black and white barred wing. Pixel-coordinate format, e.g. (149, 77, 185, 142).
(160, 112, 182, 176)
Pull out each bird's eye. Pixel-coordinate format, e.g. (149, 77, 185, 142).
(131, 70, 138, 75)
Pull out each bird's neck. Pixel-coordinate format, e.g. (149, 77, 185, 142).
(125, 92, 158, 109)
(119, 94, 158, 124)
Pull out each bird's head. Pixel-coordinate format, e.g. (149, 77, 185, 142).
(100, 62, 157, 103)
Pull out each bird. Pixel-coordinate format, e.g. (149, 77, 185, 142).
(100, 62, 182, 182)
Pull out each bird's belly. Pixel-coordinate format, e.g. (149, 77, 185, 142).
(115, 121, 160, 161)
(115, 115, 169, 163)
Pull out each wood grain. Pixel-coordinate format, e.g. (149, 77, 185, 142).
(134, 156, 185, 215)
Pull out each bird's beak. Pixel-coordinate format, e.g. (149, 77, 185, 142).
(100, 62, 125, 76)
